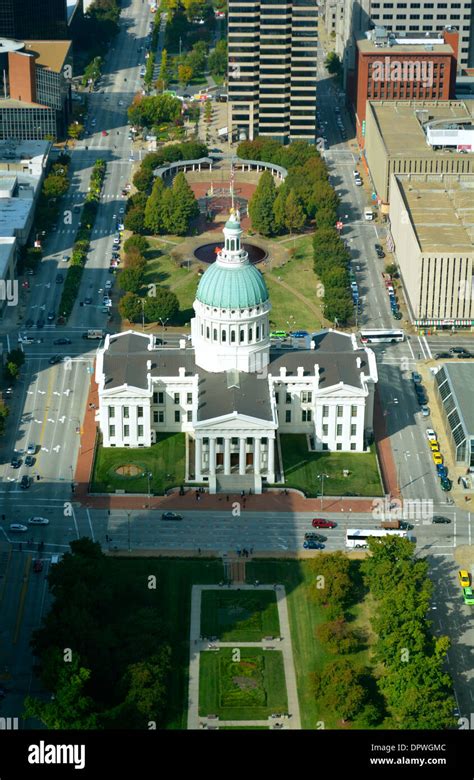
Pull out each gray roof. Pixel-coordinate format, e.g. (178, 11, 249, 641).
(197, 370, 272, 422)
(437, 362, 474, 436)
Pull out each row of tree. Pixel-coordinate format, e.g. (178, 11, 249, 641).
(143, 173, 199, 236)
(25, 539, 172, 728)
(361, 536, 455, 729)
(58, 159, 107, 320)
(248, 171, 305, 237)
(34, 153, 71, 234)
(128, 93, 183, 131)
(313, 228, 353, 324)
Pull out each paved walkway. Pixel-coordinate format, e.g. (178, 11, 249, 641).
(187, 584, 301, 730)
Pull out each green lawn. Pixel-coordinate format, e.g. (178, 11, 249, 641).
(199, 648, 288, 720)
(280, 435, 383, 497)
(246, 560, 375, 729)
(262, 234, 329, 333)
(90, 433, 186, 494)
(143, 240, 199, 326)
(201, 590, 280, 641)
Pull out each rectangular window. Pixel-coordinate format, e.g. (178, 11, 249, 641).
(186, 392, 192, 405)
(285, 393, 291, 404)
(322, 405, 329, 418)
(158, 411, 164, 423)
(351, 424, 357, 436)
(174, 393, 180, 405)
(123, 425, 129, 437)
(138, 425, 144, 437)
(123, 407, 129, 419)
(108, 407, 115, 419)
(322, 424, 328, 435)
(153, 411, 158, 423)
(187, 410, 192, 422)
(158, 392, 164, 405)
(137, 406, 143, 418)
(302, 410, 312, 422)
(109, 425, 115, 437)
(153, 392, 158, 403)
(174, 411, 180, 423)
(301, 391, 312, 403)
(336, 443, 342, 451)
(275, 392, 280, 404)
(337, 405, 343, 417)
(336, 424, 343, 436)
(350, 443, 357, 451)
(285, 410, 291, 423)
(351, 405, 357, 417)
(322, 442, 329, 451)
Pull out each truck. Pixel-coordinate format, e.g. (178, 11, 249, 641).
(380, 520, 400, 529)
(82, 329, 105, 340)
(364, 208, 375, 221)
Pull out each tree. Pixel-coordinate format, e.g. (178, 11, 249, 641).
(144, 287, 179, 323)
(118, 292, 143, 323)
(144, 178, 166, 235)
(118, 267, 146, 294)
(204, 99, 212, 123)
(124, 235, 149, 254)
(273, 186, 288, 233)
(284, 189, 305, 233)
(178, 64, 193, 87)
(325, 51, 342, 77)
(208, 39, 227, 76)
(316, 204, 337, 229)
(0, 400, 9, 436)
(308, 552, 352, 609)
(315, 659, 367, 722)
(24, 658, 100, 730)
(315, 619, 360, 655)
(133, 167, 155, 193)
(248, 170, 277, 237)
(124, 206, 145, 234)
(324, 291, 354, 325)
(160, 173, 199, 235)
(43, 175, 69, 200)
(124, 249, 145, 270)
(68, 122, 84, 139)
(121, 647, 171, 724)
(159, 49, 170, 89)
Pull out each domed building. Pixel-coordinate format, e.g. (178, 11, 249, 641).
(191, 209, 271, 373)
(96, 212, 378, 494)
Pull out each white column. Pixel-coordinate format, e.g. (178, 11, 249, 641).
(239, 437, 246, 475)
(209, 437, 216, 476)
(268, 437, 275, 477)
(254, 437, 261, 475)
(224, 436, 231, 475)
(195, 437, 202, 479)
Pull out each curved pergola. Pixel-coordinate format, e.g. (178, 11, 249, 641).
(153, 155, 288, 182)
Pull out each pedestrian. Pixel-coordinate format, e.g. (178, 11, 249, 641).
(195, 490, 199, 501)
(197, 493, 200, 501)
(241, 490, 244, 498)
(226, 495, 229, 502)
(198, 547, 201, 555)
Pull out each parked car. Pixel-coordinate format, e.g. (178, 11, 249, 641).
(303, 540, 324, 550)
(432, 515, 451, 524)
(20, 475, 30, 489)
(25, 455, 35, 467)
(449, 347, 468, 355)
(48, 355, 63, 365)
(304, 532, 326, 542)
(10, 456, 21, 468)
(459, 570, 471, 588)
(269, 331, 288, 339)
(27, 516, 49, 525)
(440, 477, 453, 492)
(392, 310, 402, 320)
(375, 246, 385, 259)
(47, 311, 55, 322)
(53, 338, 72, 345)
(56, 274, 63, 284)
(84, 297, 92, 305)
(432, 452, 443, 465)
(289, 330, 309, 338)
(434, 352, 452, 359)
(161, 512, 183, 521)
(9, 523, 28, 532)
(462, 587, 474, 606)
(426, 429, 437, 442)
(436, 464, 448, 478)
(417, 393, 428, 405)
(312, 518, 336, 529)
(62, 255, 70, 262)
(27, 443, 36, 455)
(411, 371, 422, 384)
(421, 405, 430, 417)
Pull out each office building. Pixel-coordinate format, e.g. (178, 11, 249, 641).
(434, 363, 474, 466)
(0, 38, 72, 140)
(352, 27, 458, 145)
(0, 0, 82, 40)
(364, 99, 474, 205)
(96, 212, 378, 493)
(389, 173, 474, 328)
(228, 0, 318, 144)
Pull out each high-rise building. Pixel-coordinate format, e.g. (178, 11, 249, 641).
(228, 0, 318, 145)
(323, 0, 473, 75)
(0, 0, 73, 40)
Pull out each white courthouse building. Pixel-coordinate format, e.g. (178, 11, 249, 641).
(95, 210, 378, 493)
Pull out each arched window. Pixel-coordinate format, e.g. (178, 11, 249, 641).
(230, 330, 236, 343)
(240, 329, 245, 343)
(262, 324, 265, 337)
(249, 327, 253, 342)
(213, 329, 217, 341)
(256, 325, 260, 340)
(230, 239, 235, 251)
(206, 327, 210, 339)
(222, 330, 226, 342)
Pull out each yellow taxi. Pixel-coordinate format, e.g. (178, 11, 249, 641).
(432, 451, 443, 465)
(459, 570, 471, 588)
(429, 441, 439, 452)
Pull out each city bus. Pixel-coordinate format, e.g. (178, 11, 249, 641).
(345, 528, 409, 549)
(359, 329, 404, 345)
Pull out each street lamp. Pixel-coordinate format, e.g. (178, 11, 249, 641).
(159, 317, 169, 342)
(141, 298, 145, 332)
(317, 473, 329, 511)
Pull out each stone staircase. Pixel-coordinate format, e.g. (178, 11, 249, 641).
(215, 474, 257, 494)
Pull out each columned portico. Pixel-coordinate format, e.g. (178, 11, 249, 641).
(224, 436, 231, 475)
(254, 437, 261, 475)
(239, 437, 246, 475)
(209, 437, 216, 476)
(268, 437, 275, 480)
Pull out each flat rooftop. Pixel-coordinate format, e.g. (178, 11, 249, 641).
(357, 39, 453, 55)
(395, 177, 474, 253)
(23, 40, 71, 73)
(369, 101, 473, 157)
(0, 139, 50, 164)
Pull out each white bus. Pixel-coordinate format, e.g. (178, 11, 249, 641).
(359, 329, 404, 344)
(346, 528, 409, 548)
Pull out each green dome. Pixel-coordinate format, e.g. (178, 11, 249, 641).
(196, 262, 269, 309)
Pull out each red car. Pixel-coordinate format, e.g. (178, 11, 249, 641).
(101, 130, 108, 136)
(312, 518, 336, 529)
(33, 559, 43, 573)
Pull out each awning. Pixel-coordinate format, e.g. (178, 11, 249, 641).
(414, 320, 474, 326)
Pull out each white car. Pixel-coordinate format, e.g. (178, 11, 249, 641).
(18, 334, 35, 344)
(119, 207, 124, 214)
(421, 406, 430, 417)
(9, 523, 28, 533)
(26, 443, 36, 455)
(113, 237, 120, 245)
(426, 428, 437, 442)
(62, 255, 70, 262)
(105, 280, 113, 289)
(28, 517, 49, 525)
(119, 100, 124, 106)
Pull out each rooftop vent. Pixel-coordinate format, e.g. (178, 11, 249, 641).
(226, 369, 240, 389)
